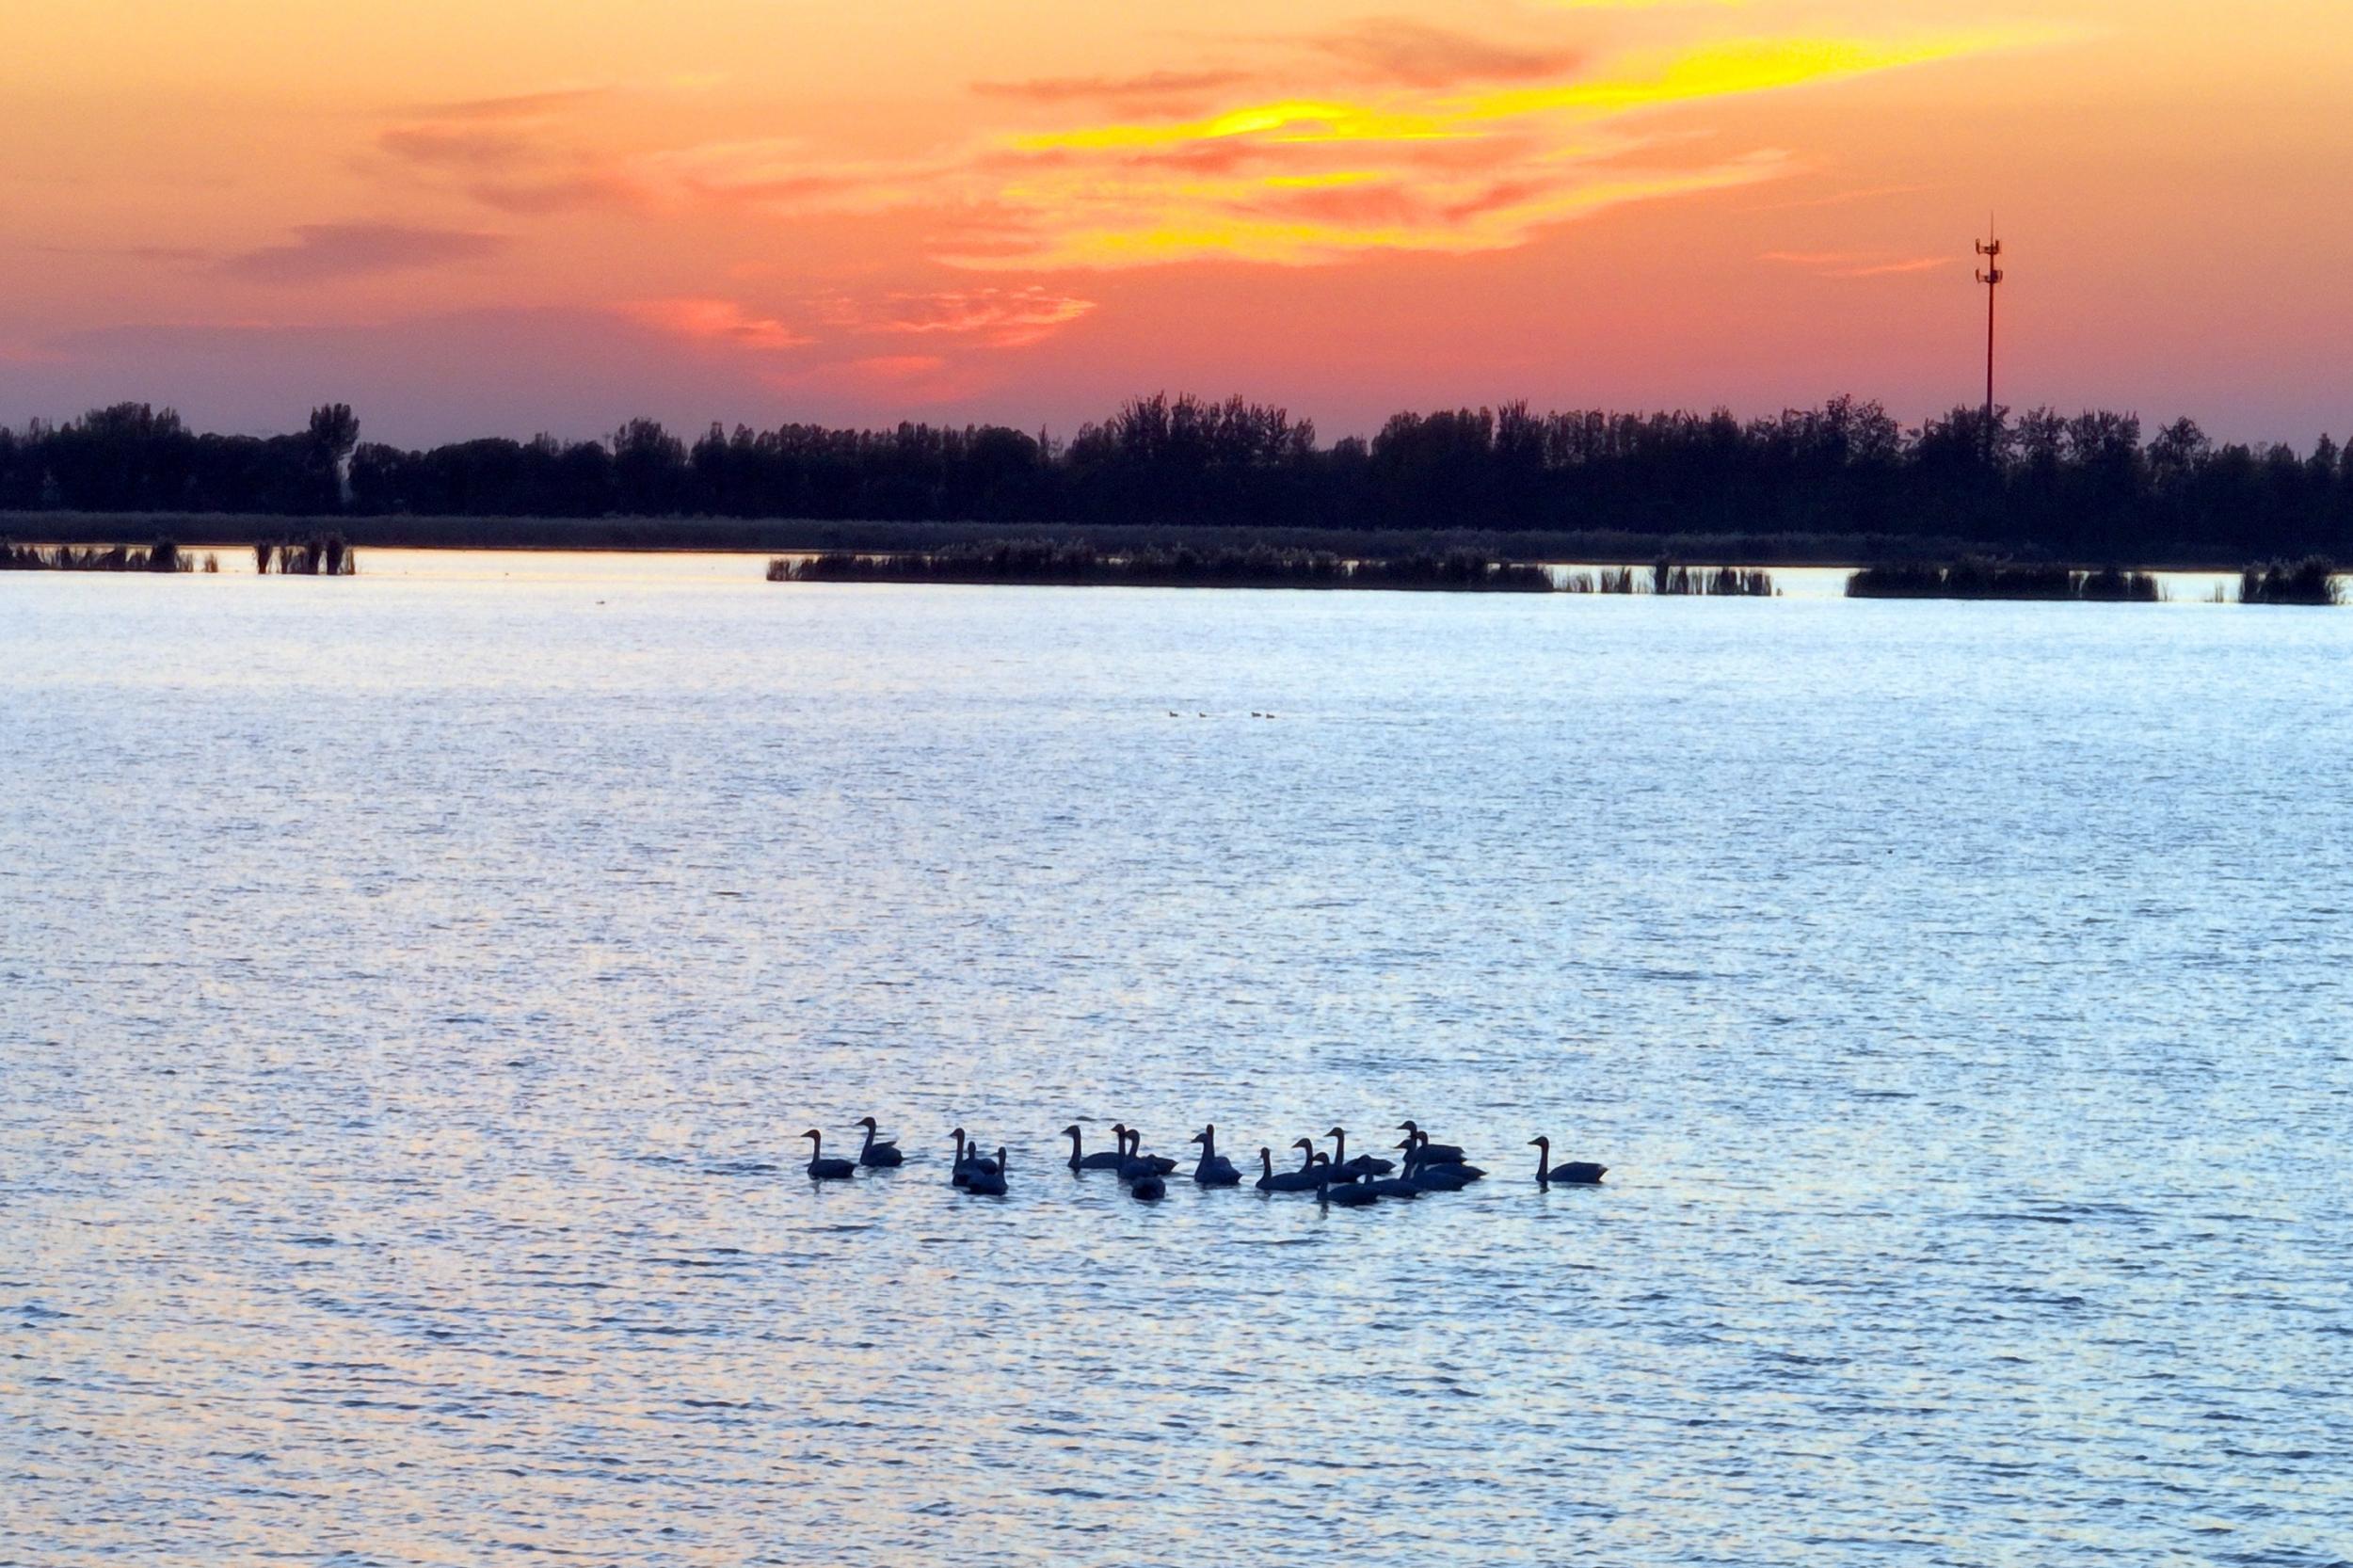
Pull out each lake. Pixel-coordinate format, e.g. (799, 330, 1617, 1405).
(4, 557, 2348, 1566)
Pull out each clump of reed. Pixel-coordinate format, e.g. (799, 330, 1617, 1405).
(1848, 558, 2161, 601)
(1558, 566, 1641, 593)
(2239, 556, 2341, 606)
(0, 537, 215, 572)
(255, 534, 357, 575)
(772, 539, 1554, 591)
(1556, 562, 1775, 595)
(2077, 567, 2163, 602)
(1655, 561, 1776, 596)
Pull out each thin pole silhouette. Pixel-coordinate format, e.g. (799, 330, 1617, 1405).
(1975, 219, 2004, 458)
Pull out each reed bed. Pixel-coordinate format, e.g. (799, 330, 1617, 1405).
(1556, 563, 1775, 595)
(1848, 559, 2161, 601)
(0, 538, 216, 572)
(254, 534, 358, 575)
(2238, 556, 2342, 606)
(773, 540, 1555, 591)
(1654, 562, 1777, 596)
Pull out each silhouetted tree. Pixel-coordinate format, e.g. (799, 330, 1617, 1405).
(6, 397, 2348, 561)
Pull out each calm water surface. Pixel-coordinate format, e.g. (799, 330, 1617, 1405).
(4, 559, 2348, 1566)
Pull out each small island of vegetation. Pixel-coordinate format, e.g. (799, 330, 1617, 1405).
(1846, 561, 2164, 601)
(1, 538, 217, 573)
(769, 543, 1783, 594)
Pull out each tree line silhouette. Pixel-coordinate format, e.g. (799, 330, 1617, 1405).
(6, 395, 2350, 561)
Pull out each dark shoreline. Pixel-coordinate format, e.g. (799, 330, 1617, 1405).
(0, 511, 2281, 572)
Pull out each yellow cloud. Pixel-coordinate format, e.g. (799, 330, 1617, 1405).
(648, 24, 2064, 271)
(1469, 29, 2054, 116)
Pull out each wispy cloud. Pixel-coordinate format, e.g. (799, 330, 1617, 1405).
(1307, 17, 1587, 88)
(763, 353, 997, 407)
(1762, 248, 1949, 278)
(376, 87, 641, 213)
(618, 297, 809, 350)
(36, 243, 211, 264)
(378, 124, 537, 169)
(220, 223, 504, 284)
(633, 23, 2057, 269)
(972, 69, 1257, 108)
(831, 287, 1097, 347)
(1744, 181, 1932, 212)
(405, 87, 616, 122)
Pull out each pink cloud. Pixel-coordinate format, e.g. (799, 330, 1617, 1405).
(833, 287, 1097, 348)
(618, 297, 809, 351)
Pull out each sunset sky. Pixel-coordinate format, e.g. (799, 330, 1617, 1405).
(5, 0, 2347, 446)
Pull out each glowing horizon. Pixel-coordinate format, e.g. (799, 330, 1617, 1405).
(5, 0, 2348, 446)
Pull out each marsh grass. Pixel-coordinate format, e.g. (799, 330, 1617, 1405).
(257, 534, 358, 575)
(1556, 563, 1774, 595)
(0, 538, 215, 572)
(2078, 568, 2164, 602)
(1849, 559, 2163, 601)
(1593, 566, 1642, 594)
(774, 540, 1555, 591)
(2238, 557, 2341, 606)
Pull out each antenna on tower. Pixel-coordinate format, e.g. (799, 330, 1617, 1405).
(1975, 217, 2004, 454)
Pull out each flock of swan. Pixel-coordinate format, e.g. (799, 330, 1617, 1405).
(798, 1118, 1606, 1204)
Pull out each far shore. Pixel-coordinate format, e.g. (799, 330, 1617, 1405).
(0, 511, 2301, 573)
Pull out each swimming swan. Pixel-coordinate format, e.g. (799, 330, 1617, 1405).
(1529, 1136, 1607, 1186)
(855, 1116, 904, 1168)
(964, 1145, 1009, 1196)
(1061, 1124, 1127, 1172)
(950, 1128, 988, 1187)
(1324, 1127, 1395, 1177)
(1115, 1126, 1177, 1181)
(1396, 1122, 1466, 1164)
(1257, 1144, 1324, 1192)
(803, 1129, 857, 1181)
(1190, 1126, 1242, 1186)
(1399, 1140, 1484, 1190)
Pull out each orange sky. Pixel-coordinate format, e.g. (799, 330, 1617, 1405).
(4, 0, 2348, 445)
